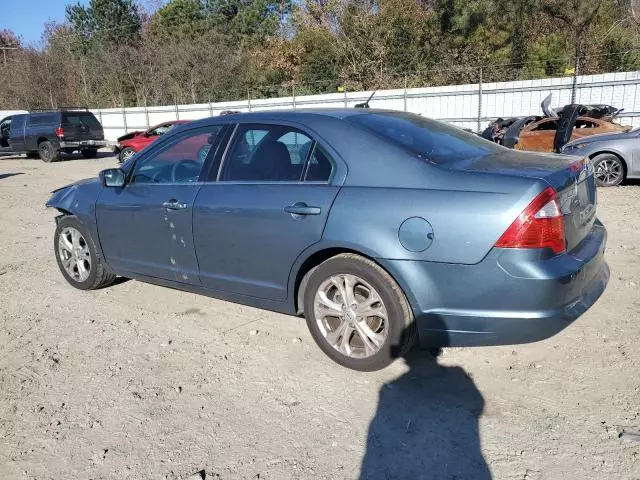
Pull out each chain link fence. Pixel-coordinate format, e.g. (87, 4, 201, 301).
(92, 68, 640, 142)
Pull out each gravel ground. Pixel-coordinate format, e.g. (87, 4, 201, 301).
(0, 153, 639, 480)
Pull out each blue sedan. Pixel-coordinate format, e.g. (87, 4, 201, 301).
(47, 110, 609, 371)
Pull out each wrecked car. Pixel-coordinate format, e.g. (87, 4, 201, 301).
(483, 95, 630, 153)
(115, 120, 191, 163)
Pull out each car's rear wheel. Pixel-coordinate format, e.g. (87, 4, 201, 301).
(303, 254, 416, 371)
(38, 140, 60, 163)
(81, 148, 98, 159)
(54, 216, 116, 290)
(119, 147, 136, 163)
(593, 153, 624, 187)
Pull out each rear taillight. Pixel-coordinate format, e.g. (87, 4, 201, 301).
(568, 157, 588, 173)
(495, 187, 566, 254)
(55, 127, 64, 138)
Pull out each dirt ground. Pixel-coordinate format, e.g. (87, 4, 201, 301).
(0, 152, 639, 480)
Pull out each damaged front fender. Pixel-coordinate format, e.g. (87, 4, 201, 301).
(46, 177, 105, 257)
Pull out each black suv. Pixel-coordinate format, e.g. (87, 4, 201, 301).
(0, 109, 106, 162)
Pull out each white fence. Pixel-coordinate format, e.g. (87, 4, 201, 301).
(92, 71, 640, 142)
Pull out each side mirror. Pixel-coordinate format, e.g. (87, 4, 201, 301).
(99, 168, 126, 188)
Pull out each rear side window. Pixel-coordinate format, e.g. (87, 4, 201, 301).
(221, 125, 312, 182)
(347, 112, 500, 164)
(305, 145, 333, 182)
(28, 113, 57, 126)
(63, 112, 101, 128)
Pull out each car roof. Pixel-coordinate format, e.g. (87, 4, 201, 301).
(207, 108, 397, 122)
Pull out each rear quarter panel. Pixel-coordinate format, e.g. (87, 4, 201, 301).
(323, 168, 544, 265)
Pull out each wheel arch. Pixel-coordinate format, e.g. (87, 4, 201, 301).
(289, 243, 418, 317)
(46, 182, 107, 263)
(589, 150, 628, 177)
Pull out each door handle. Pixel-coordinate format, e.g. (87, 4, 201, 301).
(284, 202, 321, 216)
(162, 199, 187, 210)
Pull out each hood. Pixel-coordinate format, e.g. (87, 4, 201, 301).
(117, 130, 144, 142)
(51, 177, 98, 194)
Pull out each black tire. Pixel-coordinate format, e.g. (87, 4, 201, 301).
(26, 151, 39, 159)
(81, 148, 98, 159)
(303, 253, 417, 371)
(54, 216, 116, 290)
(118, 147, 136, 163)
(38, 140, 60, 163)
(592, 153, 625, 187)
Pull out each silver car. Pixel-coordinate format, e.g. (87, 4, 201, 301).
(562, 129, 640, 187)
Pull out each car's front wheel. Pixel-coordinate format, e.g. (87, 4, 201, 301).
(303, 254, 416, 371)
(593, 153, 625, 187)
(54, 216, 116, 290)
(118, 147, 136, 163)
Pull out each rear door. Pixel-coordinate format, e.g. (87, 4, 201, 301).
(193, 123, 342, 301)
(8, 115, 27, 152)
(61, 111, 104, 142)
(24, 112, 58, 150)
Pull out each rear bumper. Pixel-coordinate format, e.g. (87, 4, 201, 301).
(59, 140, 106, 149)
(382, 221, 609, 347)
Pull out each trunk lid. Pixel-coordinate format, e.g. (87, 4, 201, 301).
(442, 149, 597, 252)
(61, 111, 104, 142)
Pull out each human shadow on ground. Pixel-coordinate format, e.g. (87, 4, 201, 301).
(0, 172, 23, 180)
(359, 336, 490, 480)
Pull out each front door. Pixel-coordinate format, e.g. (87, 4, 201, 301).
(96, 126, 222, 284)
(8, 115, 26, 152)
(193, 123, 340, 301)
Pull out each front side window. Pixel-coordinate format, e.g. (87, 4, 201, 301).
(10, 115, 26, 131)
(131, 126, 223, 184)
(148, 124, 175, 136)
(221, 125, 312, 182)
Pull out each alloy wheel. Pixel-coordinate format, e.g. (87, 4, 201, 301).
(121, 149, 135, 162)
(595, 158, 623, 186)
(313, 274, 389, 358)
(58, 227, 92, 282)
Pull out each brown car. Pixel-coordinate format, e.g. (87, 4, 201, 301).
(515, 116, 630, 152)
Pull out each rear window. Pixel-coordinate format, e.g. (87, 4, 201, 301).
(347, 112, 501, 164)
(62, 112, 102, 128)
(28, 113, 58, 126)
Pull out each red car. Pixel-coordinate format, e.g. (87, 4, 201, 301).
(115, 120, 191, 163)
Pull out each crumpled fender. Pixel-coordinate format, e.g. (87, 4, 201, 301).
(46, 177, 105, 258)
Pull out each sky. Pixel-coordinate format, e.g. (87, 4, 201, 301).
(0, 0, 160, 46)
(0, 0, 89, 46)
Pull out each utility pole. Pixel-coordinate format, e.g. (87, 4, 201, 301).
(0, 47, 18, 66)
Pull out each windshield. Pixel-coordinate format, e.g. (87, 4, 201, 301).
(347, 112, 502, 164)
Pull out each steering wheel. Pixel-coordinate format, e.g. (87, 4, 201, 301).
(171, 160, 201, 183)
